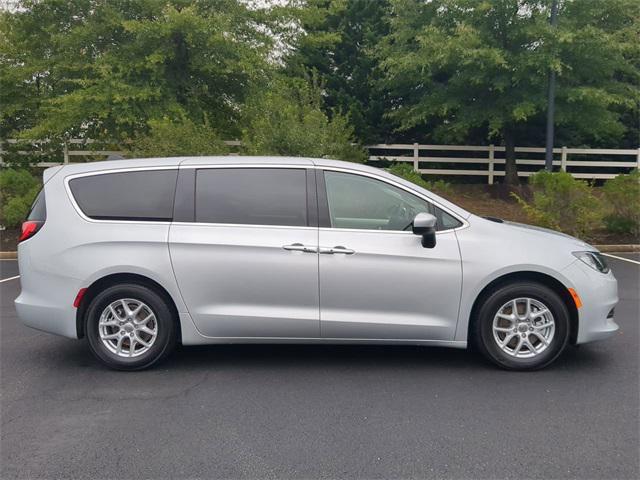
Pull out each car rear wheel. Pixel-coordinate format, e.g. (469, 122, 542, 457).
(474, 282, 570, 370)
(85, 283, 177, 370)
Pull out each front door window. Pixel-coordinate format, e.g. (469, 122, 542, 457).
(323, 171, 460, 231)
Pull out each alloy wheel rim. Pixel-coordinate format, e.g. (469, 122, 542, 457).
(98, 298, 158, 358)
(492, 297, 555, 359)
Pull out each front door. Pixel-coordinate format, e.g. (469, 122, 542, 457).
(317, 170, 463, 341)
(170, 167, 320, 339)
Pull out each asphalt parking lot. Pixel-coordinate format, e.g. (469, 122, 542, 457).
(1, 255, 638, 479)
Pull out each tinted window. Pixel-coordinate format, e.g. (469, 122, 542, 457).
(434, 205, 463, 230)
(324, 171, 461, 231)
(69, 170, 178, 221)
(196, 168, 307, 226)
(27, 189, 46, 221)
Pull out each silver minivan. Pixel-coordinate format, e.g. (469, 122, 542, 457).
(16, 156, 619, 370)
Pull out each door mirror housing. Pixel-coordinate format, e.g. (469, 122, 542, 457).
(412, 212, 437, 248)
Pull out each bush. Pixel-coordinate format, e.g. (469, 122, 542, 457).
(130, 117, 228, 158)
(602, 169, 640, 237)
(388, 163, 452, 196)
(241, 78, 368, 163)
(0, 168, 41, 228)
(513, 170, 602, 239)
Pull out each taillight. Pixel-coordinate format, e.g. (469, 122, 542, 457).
(19, 220, 43, 242)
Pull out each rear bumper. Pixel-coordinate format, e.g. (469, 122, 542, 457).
(15, 293, 78, 338)
(562, 260, 619, 344)
(14, 245, 81, 339)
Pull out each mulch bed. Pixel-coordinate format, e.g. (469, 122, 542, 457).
(1, 229, 20, 251)
(436, 184, 638, 245)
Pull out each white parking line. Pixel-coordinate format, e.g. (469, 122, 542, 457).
(602, 253, 640, 266)
(0, 275, 20, 283)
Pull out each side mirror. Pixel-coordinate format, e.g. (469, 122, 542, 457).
(412, 212, 437, 248)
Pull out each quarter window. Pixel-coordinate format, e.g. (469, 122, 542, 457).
(323, 171, 461, 231)
(195, 168, 307, 226)
(69, 170, 178, 221)
(27, 189, 46, 222)
(434, 205, 463, 230)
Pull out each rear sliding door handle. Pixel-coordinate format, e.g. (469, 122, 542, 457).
(283, 243, 318, 253)
(319, 246, 355, 255)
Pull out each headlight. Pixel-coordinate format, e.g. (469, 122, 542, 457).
(573, 251, 610, 274)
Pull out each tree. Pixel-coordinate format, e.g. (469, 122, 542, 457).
(241, 76, 368, 163)
(129, 117, 228, 158)
(379, 0, 639, 185)
(0, 0, 272, 141)
(284, 0, 392, 143)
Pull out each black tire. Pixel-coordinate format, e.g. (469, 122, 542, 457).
(473, 282, 570, 371)
(85, 283, 177, 371)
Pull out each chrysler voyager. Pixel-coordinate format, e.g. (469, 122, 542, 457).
(15, 157, 619, 370)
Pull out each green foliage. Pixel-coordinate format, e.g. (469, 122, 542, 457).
(513, 171, 602, 238)
(0, 168, 38, 198)
(389, 163, 427, 187)
(388, 162, 452, 196)
(130, 118, 228, 158)
(0, 168, 40, 228)
(241, 78, 368, 163)
(602, 170, 640, 236)
(0, 0, 272, 140)
(1, 0, 638, 162)
(379, 0, 639, 180)
(285, 0, 392, 142)
(3, 195, 33, 228)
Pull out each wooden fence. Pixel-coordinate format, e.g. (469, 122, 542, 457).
(367, 144, 640, 183)
(1, 139, 638, 184)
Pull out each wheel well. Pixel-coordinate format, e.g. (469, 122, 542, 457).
(467, 271, 579, 346)
(76, 273, 181, 342)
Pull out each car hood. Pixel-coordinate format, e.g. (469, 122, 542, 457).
(475, 216, 596, 251)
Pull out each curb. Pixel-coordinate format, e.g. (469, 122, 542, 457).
(594, 244, 640, 253)
(1, 245, 638, 260)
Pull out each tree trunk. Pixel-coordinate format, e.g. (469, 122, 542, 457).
(503, 128, 519, 185)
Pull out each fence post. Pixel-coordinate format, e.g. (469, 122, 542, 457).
(637, 148, 640, 169)
(560, 146, 567, 171)
(413, 143, 419, 172)
(488, 144, 495, 185)
(63, 141, 69, 164)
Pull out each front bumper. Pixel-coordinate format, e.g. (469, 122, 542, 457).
(562, 259, 619, 344)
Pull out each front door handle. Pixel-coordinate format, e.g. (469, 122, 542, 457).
(283, 243, 318, 253)
(319, 246, 355, 255)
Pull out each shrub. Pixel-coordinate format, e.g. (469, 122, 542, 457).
(3, 195, 33, 227)
(602, 169, 640, 237)
(130, 117, 228, 158)
(0, 168, 41, 228)
(513, 170, 602, 239)
(388, 163, 452, 196)
(241, 78, 368, 163)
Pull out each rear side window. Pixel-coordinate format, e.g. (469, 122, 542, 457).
(27, 189, 47, 221)
(69, 170, 178, 221)
(195, 168, 307, 226)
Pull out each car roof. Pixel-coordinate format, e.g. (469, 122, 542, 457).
(181, 156, 315, 166)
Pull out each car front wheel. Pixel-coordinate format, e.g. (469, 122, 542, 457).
(474, 282, 570, 370)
